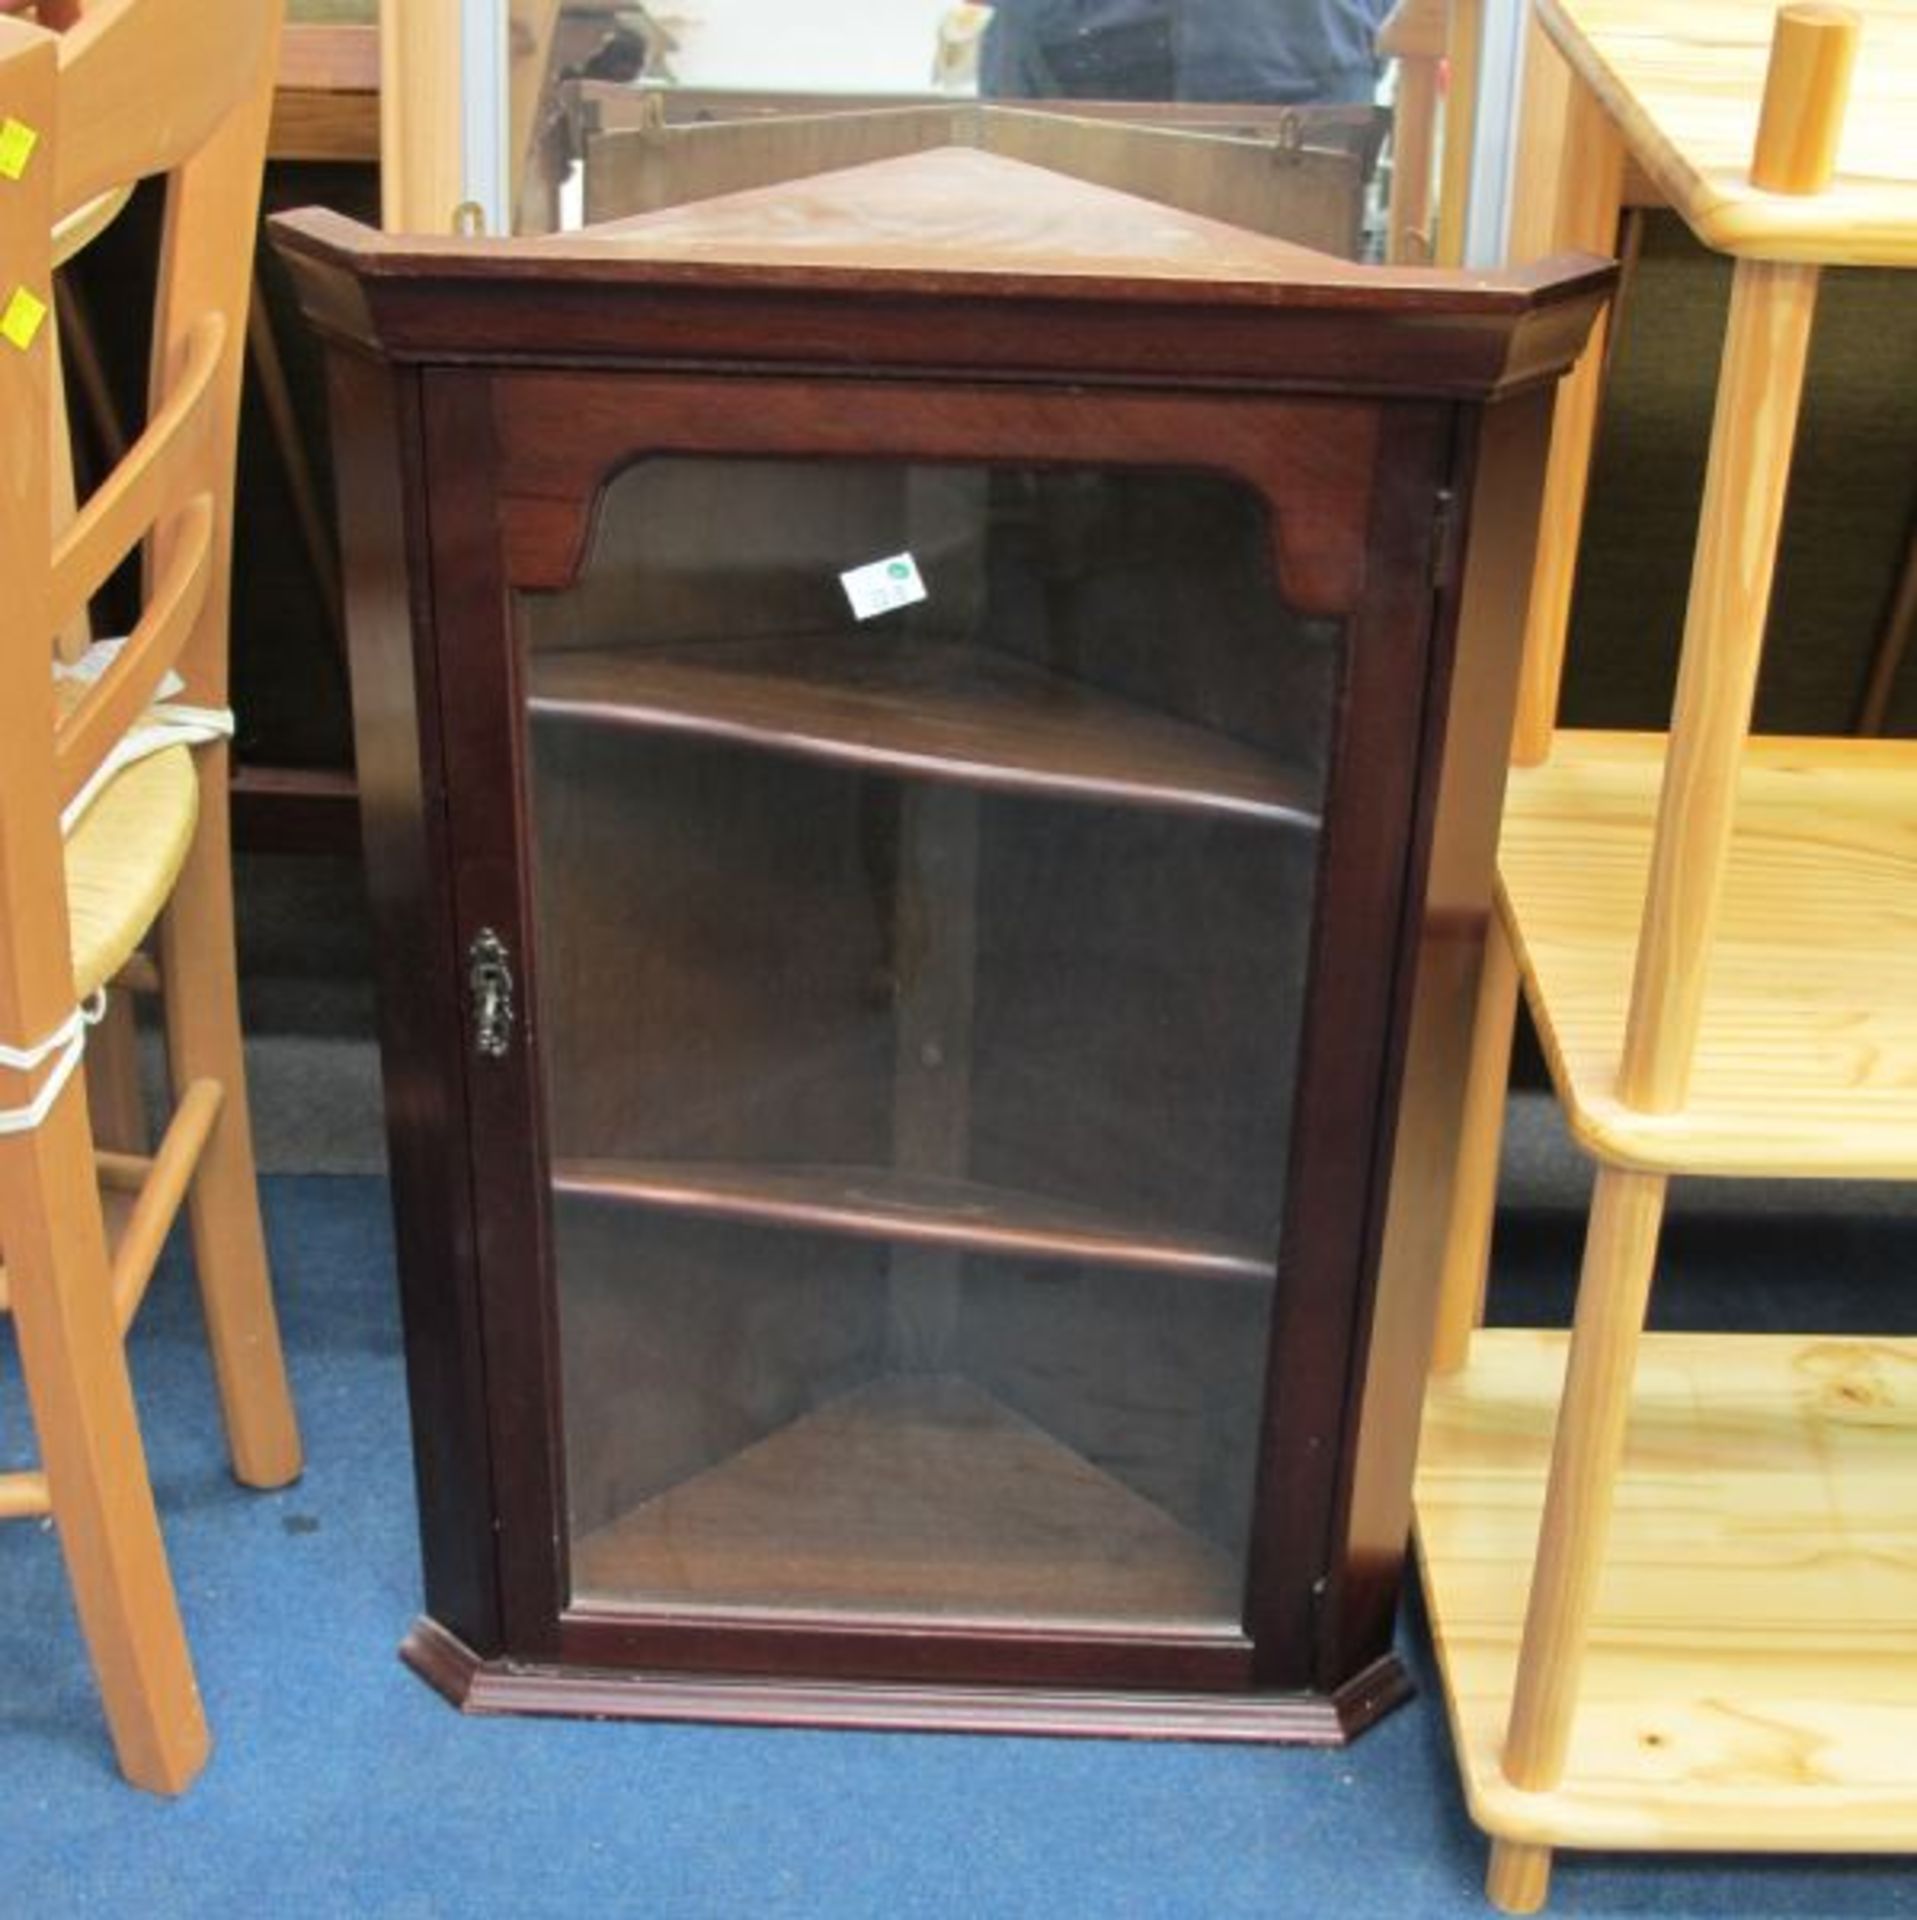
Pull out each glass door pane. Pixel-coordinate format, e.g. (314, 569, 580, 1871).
(520, 456, 1343, 1639)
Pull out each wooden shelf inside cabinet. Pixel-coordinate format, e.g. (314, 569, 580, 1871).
(553, 1158, 1274, 1283)
(1498, 732, 1917, 1179)
(1417, 1328, 1917, 1853)
(527, 637, 1322, 828)
(572, 1373, 1243, 1629)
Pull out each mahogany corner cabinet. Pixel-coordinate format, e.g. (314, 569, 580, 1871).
(275, 151, 1607, 1741)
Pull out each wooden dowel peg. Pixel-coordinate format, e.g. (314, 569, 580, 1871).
(1751, 4, 1860, 195)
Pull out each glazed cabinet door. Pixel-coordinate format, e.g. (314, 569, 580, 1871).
(422, 366, 1453, 1693)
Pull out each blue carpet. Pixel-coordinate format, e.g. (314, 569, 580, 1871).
(1, 1176, 1913, 1918)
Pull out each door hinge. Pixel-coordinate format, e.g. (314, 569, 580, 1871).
(468, 928, 515, 1060)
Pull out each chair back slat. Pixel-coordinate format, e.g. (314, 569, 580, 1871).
(52, 182, 132, 267)
(53, 0, 276, 226)
(48, 310, 223, 634)
(144, 22, 278, 701)
(36, 0, 274, 737)
(55, 495, 214, 813)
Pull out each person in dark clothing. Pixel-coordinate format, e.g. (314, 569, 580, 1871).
(979, 0, 1390, 105)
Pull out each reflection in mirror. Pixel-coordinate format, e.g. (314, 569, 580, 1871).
(511, 1, 1399, 251)
(979, 0, 1393, 105)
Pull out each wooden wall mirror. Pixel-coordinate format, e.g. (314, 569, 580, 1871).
(496, 1, 1393, 244)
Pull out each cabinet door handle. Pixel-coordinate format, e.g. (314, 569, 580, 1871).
(468, 928, 515, 1060)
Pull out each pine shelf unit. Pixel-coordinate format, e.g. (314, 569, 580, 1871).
(1414, 1, 1917, 1907)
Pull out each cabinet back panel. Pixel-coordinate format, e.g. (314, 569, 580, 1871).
(529, 724, 897, 1167)
(530, 733, 1309, 1253)
(521, 455, 1339, 775)
(970, 795, 1312, 1248)
(560, 1213, 1265, 1638)
(557, 1197, 890, 1539)
(954, 1254, 1272, 1562)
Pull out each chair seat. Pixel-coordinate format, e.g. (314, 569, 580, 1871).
(64, 744, 198, 998)
(0, 746, 193, 1302)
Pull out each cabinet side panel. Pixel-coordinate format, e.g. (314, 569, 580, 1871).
(1332, 384, 1557, 1678)
(1244, 402, 1453, 1689)
(326, 348, 501, 1653)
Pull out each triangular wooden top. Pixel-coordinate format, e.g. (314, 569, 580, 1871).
(539, 147, 1360, 286)
(271, 148, 1614, 399)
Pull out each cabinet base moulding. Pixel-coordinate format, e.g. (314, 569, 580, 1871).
(400, 1615, 1411, 1744)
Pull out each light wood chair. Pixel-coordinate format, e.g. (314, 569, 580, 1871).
(0, 0, 300, 1794)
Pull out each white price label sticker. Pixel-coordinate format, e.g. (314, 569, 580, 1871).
(840, 551, 928, 622)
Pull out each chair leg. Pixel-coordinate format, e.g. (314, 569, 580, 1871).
(1486, 1841, 1553, 1914)
(1490, 1165, 1669, 1913)
(84, 989, 147, 1155)
(1, 1084, 209, 1793)
(156, 755, 301, 1490)
(1430, 914, 1520, 1373)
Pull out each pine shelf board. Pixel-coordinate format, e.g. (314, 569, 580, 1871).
(552, 1157, 1273, 1282)
(1540, 0, 1917, 265)
(529, 636, 1319, 827)
(1414, 1327, 1917, 1853)
(571, 1372, 1243, 1631)
(1497, 731, 1917, 1178)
